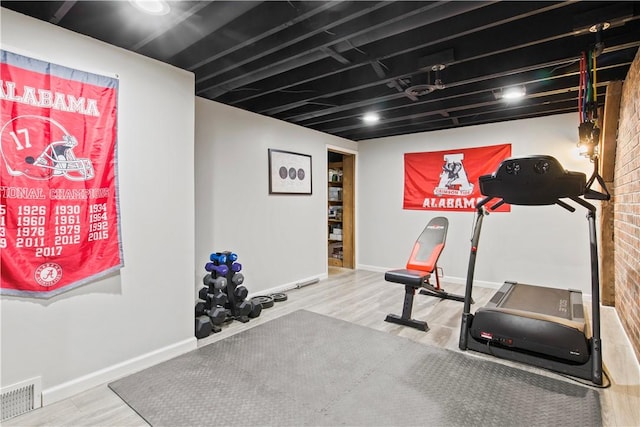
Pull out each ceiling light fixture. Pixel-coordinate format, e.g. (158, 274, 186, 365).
(362, 113, 380, 124)
(129, 0, 170, 16)
(500, 86, 526, 100)
(404, 64, 447, 100)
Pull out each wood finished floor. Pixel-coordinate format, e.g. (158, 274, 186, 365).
(5, 269, 640, 426)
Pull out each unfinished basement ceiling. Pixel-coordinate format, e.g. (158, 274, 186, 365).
(2, 1, 639, 140)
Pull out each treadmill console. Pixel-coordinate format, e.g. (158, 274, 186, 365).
(479, 155, 586, 205)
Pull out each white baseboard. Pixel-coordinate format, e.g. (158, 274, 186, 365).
(356, 264, 388, 273)
(606, 306, 640, 375)
(41, 337, 196, 406)
(440, 275, 503, 289)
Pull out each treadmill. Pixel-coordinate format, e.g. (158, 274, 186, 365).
(458, 155, 609, 385)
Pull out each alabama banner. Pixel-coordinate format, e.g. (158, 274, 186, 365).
(0, 50, 122, 298)
(404, 144, 511, 212)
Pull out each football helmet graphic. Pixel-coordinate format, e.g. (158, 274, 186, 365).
(0, 115, 94, 181)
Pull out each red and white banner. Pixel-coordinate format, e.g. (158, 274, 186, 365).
(1, 50, 122, 298)
(403, 144, 511, 212)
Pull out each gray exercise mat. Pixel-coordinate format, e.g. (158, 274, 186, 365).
(109, 310, 601, 426)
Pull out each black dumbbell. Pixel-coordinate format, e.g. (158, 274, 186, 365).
(196, 295, 212, 309)
(213, 276, 227, 290)
(195, 315, 212, 339)
(248, 300, 262, 318)
(235, 300, 252, 317)
(211, 290, 228, 306)
(231, 272, 244, 286)
(198, 287, 209, 301)
(197, 302, 226, 325)
(203, 274, 215, 287)
(207, 306, 227, 326)
(195, 301, 206, 316)
(234, 285, 248, 300)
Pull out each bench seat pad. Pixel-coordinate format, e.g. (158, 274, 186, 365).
(385, 269, 431, 287)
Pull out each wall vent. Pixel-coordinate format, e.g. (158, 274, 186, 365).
(1, 377, 42, 422)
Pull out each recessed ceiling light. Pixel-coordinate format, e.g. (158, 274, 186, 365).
(501, 86, 526, 100)
(129, 0, 170, 16)
(362, 113, 380, 124)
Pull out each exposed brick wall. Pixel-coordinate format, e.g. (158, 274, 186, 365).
(614, 47, 640, 363)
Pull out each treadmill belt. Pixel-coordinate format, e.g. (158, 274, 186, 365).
(501, 284, 573, 320)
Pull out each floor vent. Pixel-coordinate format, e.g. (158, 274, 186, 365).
(1, 377, 42, 422)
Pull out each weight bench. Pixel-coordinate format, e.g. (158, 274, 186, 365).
(384, 216, 469, 331)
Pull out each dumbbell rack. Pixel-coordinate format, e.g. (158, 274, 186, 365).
(195, 251, 262, 339)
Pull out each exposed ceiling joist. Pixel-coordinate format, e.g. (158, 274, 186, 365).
(3, 0, 638, 141)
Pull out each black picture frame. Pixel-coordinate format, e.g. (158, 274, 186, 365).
(268, 149, 312, 195)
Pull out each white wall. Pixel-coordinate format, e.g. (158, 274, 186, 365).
(194, 98, 356, 295)
(358, 114, 598, 294)
(1, 9, 196, 403)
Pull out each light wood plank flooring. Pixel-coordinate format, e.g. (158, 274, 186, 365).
(5, 269, 640, 426)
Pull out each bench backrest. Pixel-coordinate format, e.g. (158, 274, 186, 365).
(405, 216, 448, 273)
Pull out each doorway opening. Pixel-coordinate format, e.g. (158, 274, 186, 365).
(328, 149, 354, 271)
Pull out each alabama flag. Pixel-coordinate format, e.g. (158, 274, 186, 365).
(403, 144, 511, 212)
(1, 50, 122, 298)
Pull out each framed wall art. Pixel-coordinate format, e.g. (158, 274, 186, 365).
(268, 149, 312, 195)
